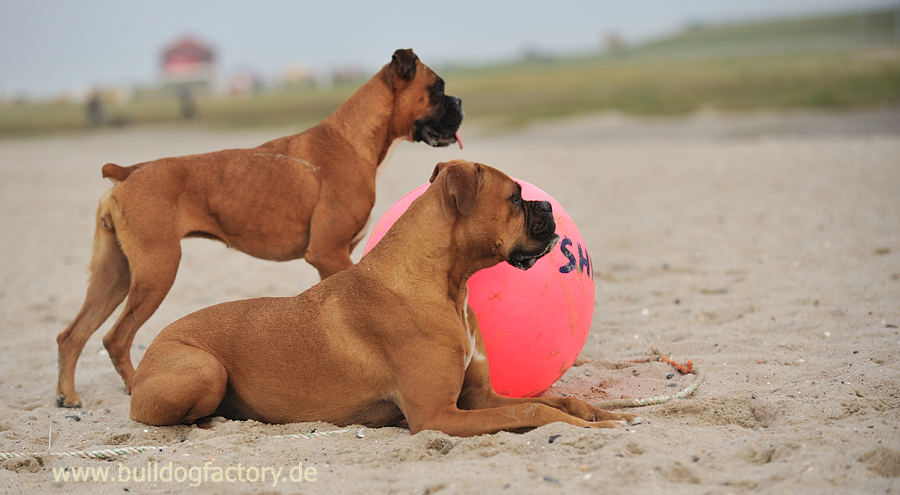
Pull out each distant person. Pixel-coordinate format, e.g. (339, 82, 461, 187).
(86, 91, 103, 126)
(178, 85, 196, 120)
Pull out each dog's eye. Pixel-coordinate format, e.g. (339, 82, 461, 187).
(510, 193, 521, 206)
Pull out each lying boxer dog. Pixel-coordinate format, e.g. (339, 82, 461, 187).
(129, 160, 645, 436)
(56, 48, 464, 408)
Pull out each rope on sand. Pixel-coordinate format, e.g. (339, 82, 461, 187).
(1, 428, 355, 460)
(592, 350, 703, 409)
(2, 446, 166, 460)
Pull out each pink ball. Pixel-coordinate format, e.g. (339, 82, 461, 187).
(364, 179, 595, 397)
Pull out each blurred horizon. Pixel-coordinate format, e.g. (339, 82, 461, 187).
(2, 0, 898, 100)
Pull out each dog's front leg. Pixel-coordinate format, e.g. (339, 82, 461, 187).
(408, 401, 630, 437)
(457, 349, 646, 427)
(395, 349, 632, 436)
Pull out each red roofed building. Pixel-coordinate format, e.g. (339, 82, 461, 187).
(161, 36, 215, 84)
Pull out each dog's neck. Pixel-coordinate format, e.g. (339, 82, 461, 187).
(360, 187, 497, 314)
(321, 67, 402, 172)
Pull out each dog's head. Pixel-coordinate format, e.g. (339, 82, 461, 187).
(386, 49, 463, 148)
(429, 160, 559, 271)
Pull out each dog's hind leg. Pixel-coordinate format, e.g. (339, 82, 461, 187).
(102, 238, 182, 393)
(129, 342, 228, 426)
(56, 203, 131, 408)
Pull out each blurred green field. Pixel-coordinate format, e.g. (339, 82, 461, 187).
(2, 9, 899, 137)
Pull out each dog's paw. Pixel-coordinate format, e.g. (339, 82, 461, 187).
(621, 413, 648, 425)
(195, 416, 229, 429)
(56, 394, 84, 409)
(586, 406, 648, 426)
(586, 413, 648, 429)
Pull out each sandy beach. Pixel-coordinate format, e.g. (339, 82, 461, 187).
(1, 107, 898, 494)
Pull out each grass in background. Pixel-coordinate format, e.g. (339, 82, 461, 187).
(2, 9, 899, 137)
(447, 48, 900, 127)
(443, 9, 900, 127)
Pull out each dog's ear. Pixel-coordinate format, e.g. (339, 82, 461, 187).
(429, 161, 447, 184)
(390, 49, 418, 80)
(431, 160, 480, 215)
(445, 163, 480, 216)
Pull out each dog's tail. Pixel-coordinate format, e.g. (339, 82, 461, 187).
(101, 163, 137, 185)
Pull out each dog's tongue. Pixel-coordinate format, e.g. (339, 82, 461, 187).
(455, 131, 464, 150)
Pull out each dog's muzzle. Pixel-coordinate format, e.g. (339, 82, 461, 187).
(507, 200, 559, 271)
(414, 96, 464, 148)
(528, 201, 555, 241)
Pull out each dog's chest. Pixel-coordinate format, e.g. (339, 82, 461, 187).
(350, 137, 404, 247)
(462, 294, 485, 369)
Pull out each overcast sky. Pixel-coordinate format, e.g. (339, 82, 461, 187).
(1, 0, 896, 96)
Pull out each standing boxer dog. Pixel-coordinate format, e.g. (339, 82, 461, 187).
(57, 49, 464, 408)
(129, 160, 646, 435)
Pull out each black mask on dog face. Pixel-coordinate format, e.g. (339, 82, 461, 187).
(413, 78, 464, 148)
